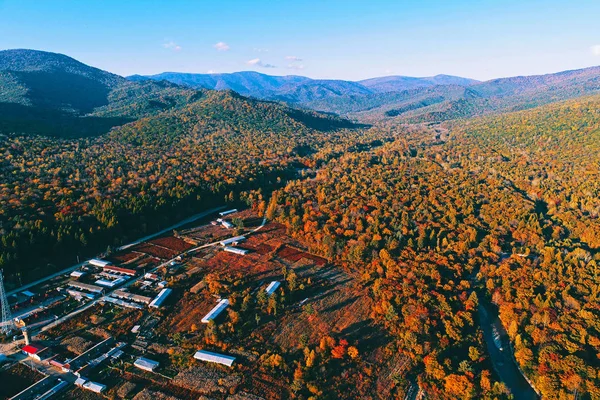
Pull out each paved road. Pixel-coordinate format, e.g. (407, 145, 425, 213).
(16, 352, 77, 384)
(8, 206, 226, 297)
(7, 263, 86, 297)
(479, 301, 538, 399)
(251, 217, 268, 233)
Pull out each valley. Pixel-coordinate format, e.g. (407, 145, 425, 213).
(0, 49, 599, 399)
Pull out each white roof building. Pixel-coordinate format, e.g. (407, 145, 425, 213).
(111, 349, 124, 359)
(201, 299, 230, 323)
(112, 290, 152, 304)
(134, 357, 159, 372)
(219, 209, 238, 216)
(76, 377, 106, 393)
(223, 246, 249, 255)
(219, 236, 246, 246)
(149, 288, 172, 308)
(265, 281, 281, 296)
(88, 258, 111, 268)
(67, 289, 97, 301)
(99, 272, 129, 280)
(103, 296, 144, 310)
(221, 221, 234, 229)
(70, 271, 86, 278)
(95, 277, 126, 288)
(84, 381, 106, 393)
(194, 350, 236, 367)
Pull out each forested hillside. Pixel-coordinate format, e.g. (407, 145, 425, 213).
(0, 89, 368, 286)
(129, 71, 476, 107)
(265, 95, 600, 398)
(2, 48, 600, 398)
(0, 49, 203, 137)
(132, 65, 600, 124)
(358, 74, 479, 92)
(454, 97, 600, 398)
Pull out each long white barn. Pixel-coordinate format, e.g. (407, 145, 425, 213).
(265, 281, 281, 296)
(201, 299, 229, 323)
(149, 288, 172, 308)
(219, 236, 246, 246)
(219, 209, 238, 217)
(194, 350, 236, 367)
(88, 258, 111, 268)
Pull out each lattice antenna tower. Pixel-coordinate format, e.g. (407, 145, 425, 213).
(0, 270, 14, 335)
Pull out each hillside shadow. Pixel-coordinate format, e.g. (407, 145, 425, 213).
(14, 70, 111, 113)
(285, 108, 368, 131)
(0, 103, 133, 138)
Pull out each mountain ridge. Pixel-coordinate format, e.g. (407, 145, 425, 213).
(0, 49, 359, 138)
(127, 70, 478, 104)
(128, 64, 600, 121)
(0, 49, 205, 137)
(3, 48, 600, 134)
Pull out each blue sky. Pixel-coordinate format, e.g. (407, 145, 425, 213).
(1, 0, 599, 81)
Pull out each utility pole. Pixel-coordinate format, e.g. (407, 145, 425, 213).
(0, 270, 15, 335)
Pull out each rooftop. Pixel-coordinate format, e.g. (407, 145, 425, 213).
(194, 349, 236, 367)
(22, 343, 46, 354)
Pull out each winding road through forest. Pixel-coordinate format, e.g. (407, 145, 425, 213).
(478, 297, 539, 400)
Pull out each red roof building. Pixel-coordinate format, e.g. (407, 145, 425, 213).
(22, 344, 45, 355)
(103, 265, 137, 276)
(22, 343, 50, 360)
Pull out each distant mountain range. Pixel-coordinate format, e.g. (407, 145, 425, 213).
(0, 49, 353, 138)
(128, 71, 478, 103)
(129, 66, 600, 121)
(2, 48, 600, 138)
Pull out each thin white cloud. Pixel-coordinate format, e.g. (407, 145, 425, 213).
(247, 58, 276, 68)
(591, 45, 600, 56)
(254, 47, 269, 53)
(163, 41, 182, 52)
(285, 56, 303, 62)
(286, 64, 305, 70)
(214, 42, 230, 51)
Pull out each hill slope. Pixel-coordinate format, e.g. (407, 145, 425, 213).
(134, 66, 600, 123)
(0, 86, 363, 283)
(129, 71, 311, 98)
(0, 49, 202, 137)
(266, 94, 600, 398)
(355, 65, 600, 122)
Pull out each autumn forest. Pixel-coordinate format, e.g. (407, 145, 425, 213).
(1, 49, 599, 399)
